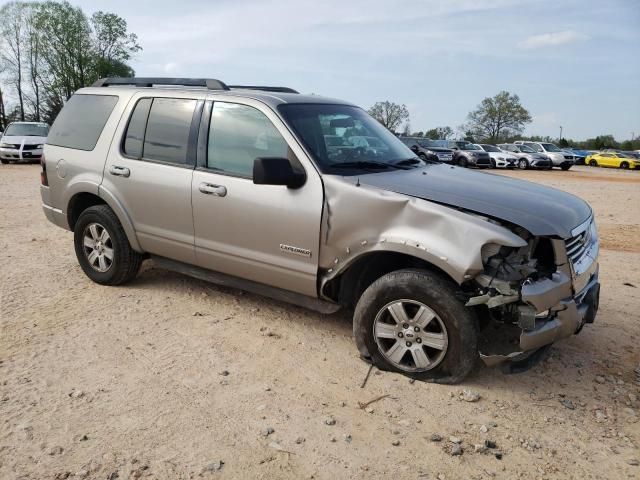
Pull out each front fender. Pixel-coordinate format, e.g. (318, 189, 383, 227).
(319, 176, 526, 286)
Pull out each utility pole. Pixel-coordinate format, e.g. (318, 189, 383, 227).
(559, 125, 563, 141)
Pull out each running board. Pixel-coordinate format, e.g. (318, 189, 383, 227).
(151, 256, 341, 315)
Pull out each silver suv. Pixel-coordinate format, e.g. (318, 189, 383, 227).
(514, 141, 575, 170)
(41, 77, 600, 383)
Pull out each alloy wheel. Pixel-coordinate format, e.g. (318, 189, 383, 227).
(82, 222, 114, 272)
(373, 299, 448, 372)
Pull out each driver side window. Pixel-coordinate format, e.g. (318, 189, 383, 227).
(207, 102, 289, 178)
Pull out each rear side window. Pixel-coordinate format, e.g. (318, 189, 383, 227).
(207, 102, 288, 177)
(121, 97, 197, 165)
(143, 98, 196, 164)
(47, 94, 118, 151)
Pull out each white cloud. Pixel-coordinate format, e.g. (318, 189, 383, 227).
(519, 30, 589, 49)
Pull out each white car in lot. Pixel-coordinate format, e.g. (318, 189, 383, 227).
(476, 144, 517, 168)
(514, 141, 574, 170)
(0, 122, 49, 164)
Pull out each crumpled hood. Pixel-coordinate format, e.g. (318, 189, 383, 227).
(354, 164, 592, 238)
(0, 135, 47, 146)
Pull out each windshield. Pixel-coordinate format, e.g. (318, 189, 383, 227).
(278, 104, 420, 174)
(480, 144, 501, 152)
(519, 144, 536, 153)
(430, 139, 450, 148)
(541, 143, 562, 152)
(417, 139, 439, 148)
(455, 141, 481, 151)
(4, 123, 49, 137)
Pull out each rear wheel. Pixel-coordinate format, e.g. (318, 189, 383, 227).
(620, 161, 629, 169)
(490, 159, 497, 169)
(74, 205, 143, 285)
(418, 153, 428, 162)
(588, 159, 598, 167)
(561, 164, 572, 171)
(1, 159, 9, 164)
(518, 158, 529, 170)
(353, 269, 478, 383)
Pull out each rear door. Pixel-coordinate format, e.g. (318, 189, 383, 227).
(191, 98, 323, 297)
(102, 93, 203, 263)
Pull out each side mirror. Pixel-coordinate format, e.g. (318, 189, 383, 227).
(253, 157, 306, 189)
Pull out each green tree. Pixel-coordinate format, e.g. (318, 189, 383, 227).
(465, 91, 532, 143)
(91, 11, 141, 78)
(0, 1, 28, 120)
(424, 126, 453, 140)
(368, 101, 410, 133)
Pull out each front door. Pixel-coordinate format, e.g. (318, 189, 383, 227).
(191, 99, 323, 297)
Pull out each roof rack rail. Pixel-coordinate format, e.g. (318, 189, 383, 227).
(228, 85, 299, 94)
(92, 77, 229, 90)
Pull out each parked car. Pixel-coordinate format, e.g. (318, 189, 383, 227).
(0, 121, 49, 164)
(514, 141, 574, 170)
(476, 144, 516, 168)
(585, 151, 640, 169)
(564, 148, 595, 165)
(497, 144, 552, 170)
(40, 77, 600, 383)
(399, 136, 454, 163)
(448, 140, 492, 168)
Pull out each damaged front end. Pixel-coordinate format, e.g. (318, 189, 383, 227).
(466, 217, 600, 371)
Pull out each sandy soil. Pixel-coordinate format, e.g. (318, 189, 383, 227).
(1, 164, 639, 480)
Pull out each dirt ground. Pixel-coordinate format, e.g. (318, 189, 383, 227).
(1, 164, 639, 480)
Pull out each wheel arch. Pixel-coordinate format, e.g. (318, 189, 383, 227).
(67, 189, 143, 252)
(321, 249, 460, 309)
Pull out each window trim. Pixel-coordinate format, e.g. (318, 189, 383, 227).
(119, 96, 203, 169)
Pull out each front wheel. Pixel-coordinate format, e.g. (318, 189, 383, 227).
(74, 205, 143, 285)
(561, 165, 572, 171)
(353, 269, 478, 383)
(458, 157, 468, 168)
(620, 161, 629, 169)
(588, 159, 598, 167)
(518, 158, 529, 170)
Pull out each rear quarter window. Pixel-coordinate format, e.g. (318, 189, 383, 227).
(47, 94, 119, 151)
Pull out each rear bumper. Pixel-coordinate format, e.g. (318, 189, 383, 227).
(40, 185, 69, 230)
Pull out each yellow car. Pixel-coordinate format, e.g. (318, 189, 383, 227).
(586, 152, 640, 169)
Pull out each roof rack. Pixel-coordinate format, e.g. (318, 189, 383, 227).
(228, 85, 299, 94)
(92, 77, 229, 90)
(92, 78, 299, 94)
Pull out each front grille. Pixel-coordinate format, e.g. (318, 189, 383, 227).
(565, 226, 592, 265)
(564, 155, 573, 160)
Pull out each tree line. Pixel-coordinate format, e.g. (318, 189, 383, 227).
(368, 92, 638, 150)
(0, 0, 141, 129)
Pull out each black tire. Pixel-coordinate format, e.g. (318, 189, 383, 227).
(73, 204, 143, 285)
(561, 165, 571, 171)
(490, 159, 496, 169)
(517, 158, 529, 170)
(458, 157, 468, 168)
(588, 159, 598, 167)
(620, 161, 629, 169)
(418, 153, 428, 162)
(353, 269, 478, 384)
(0, 159, 9, 164)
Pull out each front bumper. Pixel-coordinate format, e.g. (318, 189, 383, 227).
(0, 147, 43, 162)
(530, 159, 551, 169)
(519, 268, 599, 351)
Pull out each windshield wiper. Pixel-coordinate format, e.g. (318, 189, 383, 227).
(394, 157, 427, 167)
(331, 161, 406, 170)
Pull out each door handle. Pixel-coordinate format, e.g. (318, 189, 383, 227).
(109, 165, 130, 177)
(199, 182, 227, 197)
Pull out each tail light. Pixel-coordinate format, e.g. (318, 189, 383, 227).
(40, 154, 48, 186)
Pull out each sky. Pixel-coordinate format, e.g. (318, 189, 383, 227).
(12, 0, 640, 140)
